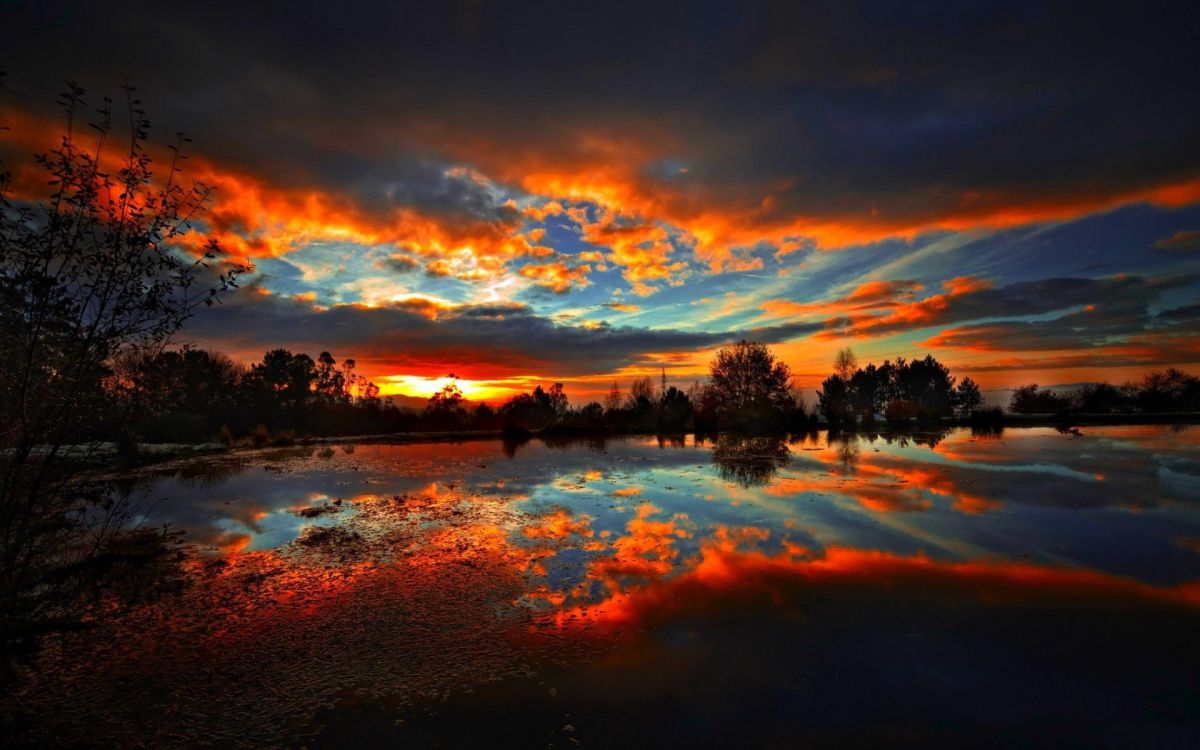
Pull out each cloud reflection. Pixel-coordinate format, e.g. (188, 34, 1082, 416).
(19, 427, 1200, 745)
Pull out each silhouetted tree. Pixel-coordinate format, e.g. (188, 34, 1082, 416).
(954, 377, 984, 417)
(834, 347, 857, 380)
(114, 346, 243, 441)
(1009, 384, 1071, 414)
(823, 354, 960, 425)
(626, 376, 657, 408)
(700, 341, 794, 430)
(499, 383, 568, 430)
(110, 345, 396, 439)
(567, 401, 608, 433)
(656, 386, 693, 432)
(472, 402, 500, 429)
(604, 381, 622, 413)
(314, 351, 348, 404)
(0, 81, 243, 653)
(1072, 382, 1129, 414)
(1133, 369, 1200, 413)
(428, 381, 464, 408)
(1007, 372, 1198, 416)
(892, 355, 957, 421)
(424, 378, 468, 429)
(710, 435, 791, 487)
(849, 364, 883, 422)
(244, 349, 316, 428)
(818, 374, 854, 427)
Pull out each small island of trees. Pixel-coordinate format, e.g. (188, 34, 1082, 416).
(816, 349, 984, 428)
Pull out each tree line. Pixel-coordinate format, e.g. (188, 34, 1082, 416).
(817, 349, 984, 427)
(423, 340, 812, 436)
(1008, 370, 1200, 415)
(110, 347, 398, 444)
(815, 347, 1200, 426)
(105, 342, 1200, 445)
(102, 340, 815, 443)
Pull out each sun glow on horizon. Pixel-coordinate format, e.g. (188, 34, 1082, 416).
(378, 374, 528, 402)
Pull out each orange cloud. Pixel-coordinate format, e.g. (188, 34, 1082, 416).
(537, 536, 1200, 642)
(522, 200, 564, 220)
(8, 99, 1200, 294)
(522, 509, 594, 540)
(446, 117, 1200, 272)
(577, 211, 688, 295)
(848, 279, 925, 302)
(814, 275, 993, 339)
(0, 105, 563, 284)
(763, 278, 925, 318)
(517, 261, 592, 293)
(585, 503, 692, 592)
(188, 157, 556, 280)
(1153, 229, 1200, 251)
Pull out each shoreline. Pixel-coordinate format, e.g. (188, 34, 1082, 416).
(65, 414, 1200, 475)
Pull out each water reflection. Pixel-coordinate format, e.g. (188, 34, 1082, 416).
(10, 426, 1200, 747)
(708, 434, 794, 487)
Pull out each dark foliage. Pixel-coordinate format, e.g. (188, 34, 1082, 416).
(820, 353, 972, 427)
(954, 377, 984, 417)
(697, 341, 809, 432)
(499, 383, 569, 431)
(708, 435, 792, 487)
(0, 82, 243, 656)
(967, 407, 1006, 431)
(105, 347, 409, 442)
(1011, 370, 1200, 415)
(1008, 384, 1075, 415)
(1128, 369, 1200, 413)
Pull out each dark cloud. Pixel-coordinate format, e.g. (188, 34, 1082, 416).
(3, 1, 1198, 241)
(825, 274, 1198, 340)
(180, 283, 821, 377)
(379, 253, 420, 274)
(1153, 230, 1200, 251)
(955, 351, 1200, 373)
(1156, 303, 1200, 323)
(915, 275, 1200, 363)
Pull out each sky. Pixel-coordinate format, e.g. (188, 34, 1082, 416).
(2, 1, 1199, 403)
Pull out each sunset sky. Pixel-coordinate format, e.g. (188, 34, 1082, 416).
(3, 2, 1199, 403)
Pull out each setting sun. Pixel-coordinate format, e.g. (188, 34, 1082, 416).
(379, 374, 514, 402)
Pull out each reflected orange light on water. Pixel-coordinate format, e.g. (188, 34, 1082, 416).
(531, 535, 1200, 639)
(20, 430, 1200, 747)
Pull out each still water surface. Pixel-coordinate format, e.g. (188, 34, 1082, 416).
(15, 426, 1200, 747)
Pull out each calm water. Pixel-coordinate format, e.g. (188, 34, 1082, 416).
(13, 426, 1200, 748)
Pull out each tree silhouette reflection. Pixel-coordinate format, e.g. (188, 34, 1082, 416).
(710, 435, 792, 487)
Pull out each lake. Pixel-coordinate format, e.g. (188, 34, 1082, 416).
(11, 426, 1200, 748)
